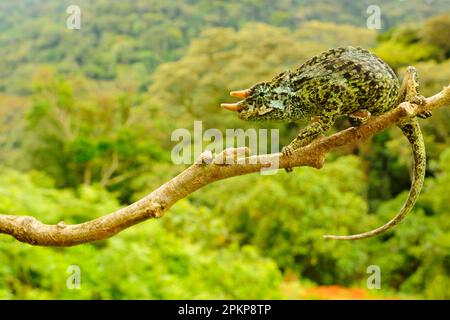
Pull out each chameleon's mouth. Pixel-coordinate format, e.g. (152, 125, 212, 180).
(220, 89, 250, 112)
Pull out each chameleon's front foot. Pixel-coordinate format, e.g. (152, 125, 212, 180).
(282, 146, 294, 172)
(410, 94, 427, 106)
(408, 94, 431, 119)
(281, 116, 334, 173)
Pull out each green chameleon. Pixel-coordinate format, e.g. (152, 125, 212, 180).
(221, 46, 431, 240)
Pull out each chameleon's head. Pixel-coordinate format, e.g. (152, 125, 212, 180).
(221, 82, 291, 121)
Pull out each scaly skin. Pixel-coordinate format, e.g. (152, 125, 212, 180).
(221, 46, 428, 240)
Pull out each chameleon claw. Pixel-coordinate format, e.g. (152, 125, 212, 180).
(282, 146, 293, 156)
(418, 110, 432, 119)
(282, 146, 294, 173)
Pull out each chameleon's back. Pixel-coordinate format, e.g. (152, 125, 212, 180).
(292, 46, 400, 115)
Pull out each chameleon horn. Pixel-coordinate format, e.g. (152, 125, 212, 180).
(220, 102, 243, 111)
(230, 89, 250, 98)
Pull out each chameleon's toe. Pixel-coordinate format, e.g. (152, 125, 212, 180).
(282, 146, 294, 157)
(349, 109, 371, 127)
(418, 110, 432, 119)
(282, 146, 294, 173)
(349, 116, 366, 127)
(411, 95, 427, 106)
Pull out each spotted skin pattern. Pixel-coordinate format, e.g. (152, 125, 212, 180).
(225, 46, 427, 240)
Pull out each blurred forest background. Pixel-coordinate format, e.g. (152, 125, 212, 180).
(0, 0, 449, 299)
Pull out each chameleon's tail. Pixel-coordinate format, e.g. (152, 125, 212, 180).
(324, 118, 425, 240)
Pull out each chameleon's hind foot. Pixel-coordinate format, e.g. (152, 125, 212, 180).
(282, 146, 294, 173)
(399, 66, 425, 107)
(418, 110, 432, 119)
(400, 68, 430, 119)
(410, 94, 427, 106)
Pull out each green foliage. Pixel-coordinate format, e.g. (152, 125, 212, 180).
(165, 152, 450, 298)
(182, 156, 371, 284)
(0, 0, 447, 94)
(373, 41, 439, 70)
(0, 168, 282, 299)
(0, 0, 449, 300)
(367, 148, 450, 299)
(0, 167, 119, 224)
(16, 68, 169, 201)
(420, 14, 450, 59)
(374, 14, 450, 68)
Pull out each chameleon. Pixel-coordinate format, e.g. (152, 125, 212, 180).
(221, 46, 431, 240)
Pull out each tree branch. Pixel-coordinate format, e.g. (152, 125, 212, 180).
(1, 85, 449, 246)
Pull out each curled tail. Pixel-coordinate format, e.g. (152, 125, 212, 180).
(324, 118, 426, 240)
